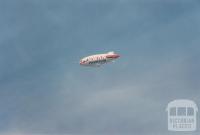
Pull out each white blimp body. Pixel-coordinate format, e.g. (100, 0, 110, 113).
(80, 51, 120, 67)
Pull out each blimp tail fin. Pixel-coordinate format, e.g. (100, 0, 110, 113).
(107, 51, 114, 54)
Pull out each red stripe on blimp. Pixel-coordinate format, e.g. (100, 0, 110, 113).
(106, 54, 120, 59)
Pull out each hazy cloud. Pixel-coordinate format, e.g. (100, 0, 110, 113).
(0, 0, 199, 134)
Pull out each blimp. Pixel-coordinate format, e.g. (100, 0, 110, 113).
(80, 51, 120, 67)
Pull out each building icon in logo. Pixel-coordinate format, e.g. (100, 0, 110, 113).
(166, 99, 198, 131)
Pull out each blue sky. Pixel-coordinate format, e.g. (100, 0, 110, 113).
(0, 0, 200, 134)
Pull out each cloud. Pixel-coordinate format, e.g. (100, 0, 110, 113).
(0, 0, 199, 134)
